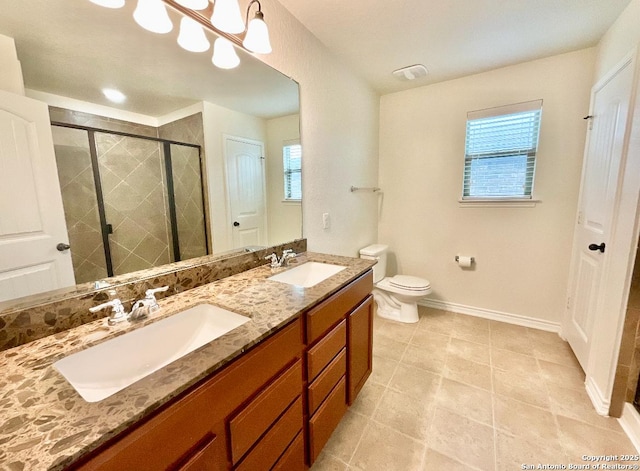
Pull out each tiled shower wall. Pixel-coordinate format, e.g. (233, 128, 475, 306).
(50, 108, 208, 282)
(611, 245, 640, 416)
(159, 113, 209, 260)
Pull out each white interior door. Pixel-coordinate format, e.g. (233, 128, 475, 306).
(224, 136, 267, 249)
(0, 90, 74, 302)
(564, 59, 635, 370)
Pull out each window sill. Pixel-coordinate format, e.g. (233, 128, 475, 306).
(458, 198, 540, 208)
(281, 199, 302, 205)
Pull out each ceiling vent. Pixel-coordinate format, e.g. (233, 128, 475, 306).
(392, 64, 428, 81)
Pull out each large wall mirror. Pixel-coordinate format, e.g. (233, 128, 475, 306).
(0, 0, 301, 306)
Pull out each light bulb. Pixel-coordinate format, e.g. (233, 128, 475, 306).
(243, 11, 271, 54)
(133, 0, 173, 34)
(175, 0, 209, 9)
(89, 0, 125, 8)
(212, 37, 240, 69)
(177, 17, 210, 52)
(211, 0, 245, 34)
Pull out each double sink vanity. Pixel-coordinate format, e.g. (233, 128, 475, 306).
(0, 250, 376, 470)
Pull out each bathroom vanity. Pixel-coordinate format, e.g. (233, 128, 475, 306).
(0, 252, 375, 470)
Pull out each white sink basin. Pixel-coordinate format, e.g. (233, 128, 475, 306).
(268, 262, 346, 288)
(54, 304, 249, 402)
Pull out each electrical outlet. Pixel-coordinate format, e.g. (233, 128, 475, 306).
(322, 212, 330, 229)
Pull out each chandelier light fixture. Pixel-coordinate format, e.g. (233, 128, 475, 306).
(243, 0, 271, 54)
(212, 37, 240, 69)
(133, 0, 174, 34)
(88, 0, 272, 70)
(177, 16, 211, 52)
(211, 0, 245, 34)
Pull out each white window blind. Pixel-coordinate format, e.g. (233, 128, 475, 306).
(283, 142, 301, 201)
(463, 100, 542, 200)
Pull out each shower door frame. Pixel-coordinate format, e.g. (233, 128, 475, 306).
(51, 121, 209, 277)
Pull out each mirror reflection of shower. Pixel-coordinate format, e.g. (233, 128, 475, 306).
(51, 111, 208, 284)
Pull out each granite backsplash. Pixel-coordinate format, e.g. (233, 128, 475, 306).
(0, 239, 306, 351)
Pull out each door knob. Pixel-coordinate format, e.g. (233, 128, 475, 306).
(233, 221, 240, 227)
(588, 242, 605, 253)
(56, 243, 71, 252)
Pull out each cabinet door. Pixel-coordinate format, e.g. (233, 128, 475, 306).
(347, 295, 373, 404)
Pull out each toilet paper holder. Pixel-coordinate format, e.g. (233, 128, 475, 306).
(454, 256, 475, 263)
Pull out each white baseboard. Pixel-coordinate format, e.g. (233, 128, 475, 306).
(584, 376, 611, 416)
(619, 403, 640, 453)
(419, 299, 561, 333)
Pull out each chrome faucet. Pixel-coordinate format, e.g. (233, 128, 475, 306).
(130, 286, 169, 320)
(89, 298, 128, 326)
(281, 249, 297, 267)
(89, 286, 169, 325)
(265, 250, 297, 269)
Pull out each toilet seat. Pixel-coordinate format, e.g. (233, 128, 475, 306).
(388, 275, 431, 291)
(376, 276, 432, 296)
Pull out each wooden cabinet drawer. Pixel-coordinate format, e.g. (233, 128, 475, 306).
(176, 434, 224, 471)
(272, 432, 304, 471)
(229, 360, 302, 464)
(235, 397, 303, 471)
(308, 377, 347, 463)
(306, 270, 373, 343)
(308, 348, 346, 415)
(307, 320, 346, 382)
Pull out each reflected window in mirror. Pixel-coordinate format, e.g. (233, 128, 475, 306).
(283, 140, 302, 201)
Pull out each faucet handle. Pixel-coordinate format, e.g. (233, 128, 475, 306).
(144, 286, 169, 312)
(265, 253, 278, 268)
(281, 249, 297, 266)
(145, 286, 169, 298)
(129, 299, 149, 321)
(89, 299, 127, 325)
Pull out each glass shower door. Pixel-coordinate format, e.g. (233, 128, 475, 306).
(52, 126, 108, 284)
(169, 143, 208, 260)
(94, 132, 172, 276)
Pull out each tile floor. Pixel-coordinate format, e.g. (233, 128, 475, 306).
(311, 306, 637, 471)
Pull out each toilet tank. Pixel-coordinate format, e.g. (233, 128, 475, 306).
(359, 244, 388, 283)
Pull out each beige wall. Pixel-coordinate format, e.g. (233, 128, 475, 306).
(378, 49, 595, 324)
(258, 1, 380, 256)
(0, 34, 24, 95)
(265, 114, 302, 246)
(201, 101, 267, 253)
(595, 0, 640, 82)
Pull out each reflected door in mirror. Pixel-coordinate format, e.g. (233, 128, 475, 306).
(0, 91, 75, 302)
(225, 136, 267, 249)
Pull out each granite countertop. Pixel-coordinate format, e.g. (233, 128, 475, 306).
(0, 252, 375, 471)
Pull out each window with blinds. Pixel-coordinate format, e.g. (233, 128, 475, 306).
(283, 142, 302, 201)
(463, 100, 542, 200)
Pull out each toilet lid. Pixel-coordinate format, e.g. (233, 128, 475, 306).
(389, 275, 430, 291)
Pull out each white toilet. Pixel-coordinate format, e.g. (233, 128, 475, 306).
(360, 244, 432, 324)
